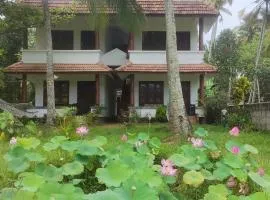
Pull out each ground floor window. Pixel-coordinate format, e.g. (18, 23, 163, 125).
(43, 81, 69, 106)
(139, 81, 164, 106)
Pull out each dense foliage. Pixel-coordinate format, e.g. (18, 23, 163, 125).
(0, 115, 269, 199)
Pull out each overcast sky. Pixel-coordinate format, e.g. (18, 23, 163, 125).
(205, 0, 256, 41)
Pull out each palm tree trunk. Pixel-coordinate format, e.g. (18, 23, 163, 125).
(208, 19, 218, 61)
(249, 5, 268, 103)
(164, 0, 191, 135)
(43, 0, 55, 125)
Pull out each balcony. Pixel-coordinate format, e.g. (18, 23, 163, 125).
(22, 50, 102, 64)
(128, 51, 205, 65)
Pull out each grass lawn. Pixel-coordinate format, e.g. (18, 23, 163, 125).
(1, 123, 270, 189)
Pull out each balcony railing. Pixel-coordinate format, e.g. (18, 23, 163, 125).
(128, 51, 205, 65)
(22, 50, 102, 64)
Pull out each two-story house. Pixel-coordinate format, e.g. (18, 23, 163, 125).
(4, 0, 218, 119)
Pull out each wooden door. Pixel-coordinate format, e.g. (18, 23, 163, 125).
(77, 81, 96, 115)
(181, 81, 191, 114)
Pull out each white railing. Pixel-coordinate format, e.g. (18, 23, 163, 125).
(22, 50, 102, 64)
(129, 51, 205, 65)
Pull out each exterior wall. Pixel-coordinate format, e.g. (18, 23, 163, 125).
(34, 16, 200, 52)
(27, 73, 108, 116)
(134, 17, 199, 51)
(133, 73, 202, 118)
(35, 16, 106, 51)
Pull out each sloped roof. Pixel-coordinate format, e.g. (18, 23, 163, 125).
(116, 63, 217, 73)
(19, 0, 218, 15)
(4, 62, 112, 73)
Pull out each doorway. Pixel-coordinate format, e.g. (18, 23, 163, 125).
(181, 81, 191, 114)
(77, 81, 96, 115)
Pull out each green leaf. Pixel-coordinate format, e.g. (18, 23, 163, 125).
(86, 189, 124, 200)
(208, 184, 229, 196)
(8, 158, 30, 174)
(223, 154, 244, 169)
(4, 146, 28, 161)
(89, 136, 108, 147)
(201, 169, 215, 181)
(204, 140, 218, 150)
(19, 173, 45, 192)
(249, 172, 270, 188)
(35, 163, 63, 182)
(62, 161, 84, 176)
(0, 188, 16, 200)
(231, 169, 248, 182)
(204, 193, 227, 200)
(25, 152, 45, 162)
(248, 192, 269, 200)
(96, 160, 134, 187)
(244, 144, 258, 154)
(61, 141, 80, 152)
(213, 164, 232, 181)
(43, 142, 59, 151)
(50, 136, 68, 144)
(136, 168, 163, 188)
(194, 128, 208, 137)
(183, 171, 205, 187)
(17, 137, 40, 149)
(169, 154, 195, 167)
(77, 143, 99, 156)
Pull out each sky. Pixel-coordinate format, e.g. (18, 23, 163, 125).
(205, 0, 256, 41)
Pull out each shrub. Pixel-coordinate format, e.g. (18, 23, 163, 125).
(0, 112, 23, 138)
(156, 105, 168, 122)
(227, 108, 254, 131)
(232, 76, 251, 105)
(205, 91, 227, 124)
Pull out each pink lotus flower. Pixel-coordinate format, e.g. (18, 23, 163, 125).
(9, 137, 17, 145)
(230, 127, 240, 136)
(257, 168, 265, 176)
(76, 126, 89, 137)
(191, 138, 204, 148)
(121, 134, 128, 142)
(231, 146, 240, 154)
(161, 159, 177, 176)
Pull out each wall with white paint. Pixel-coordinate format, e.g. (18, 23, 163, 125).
(133, 73, 201, 118)
(134, 17, 199, 51)
(27, 73, 109, 116)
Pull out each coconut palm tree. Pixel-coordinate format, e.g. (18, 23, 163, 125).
(207, 0, 233, 61)
(43, 0, 56, 125)
(246, 0, 270, 103)
(164, 0, 191, 135)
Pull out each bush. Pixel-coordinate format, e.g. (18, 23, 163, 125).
(205, 92, 227, 124)
(227, 108, 254, 131)
(156, 105, 168, 122)
(0, 112, 23, 138)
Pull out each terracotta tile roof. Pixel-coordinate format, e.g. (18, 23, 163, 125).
(116, 63, 217, 73)
(19, 0, 218, 15)
(4, 62, 112, 73)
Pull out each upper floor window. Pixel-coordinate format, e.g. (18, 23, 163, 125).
(81, 31, 96, 50)
(142, 31, 191, 51)
(177, 32, 190, 50)
(139, 81, 164, 106)
(52, 30, 74, 50)
(142, 31, 166, 50)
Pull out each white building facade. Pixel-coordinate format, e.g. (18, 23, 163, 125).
(5, 0, 218, 120)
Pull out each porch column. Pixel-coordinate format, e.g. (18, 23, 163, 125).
(199, 17, 204, 51)
(130, 74, 134, 106)
(128, 32, 135, 50)
(21, 74, 27, 103)
(95, 74, 100, 105)
(95, 31, 100, 49)
(199, 74, 205, 106)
